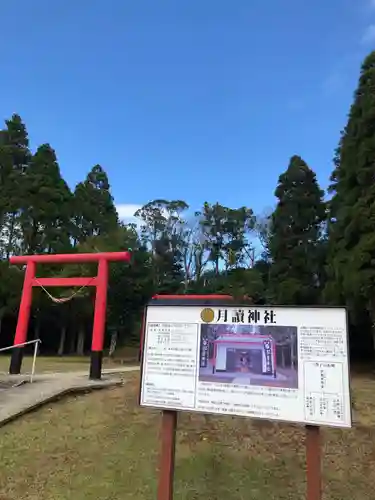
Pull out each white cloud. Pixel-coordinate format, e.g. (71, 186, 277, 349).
(361, 24, 375, 44)
(116, 203, 142, 222)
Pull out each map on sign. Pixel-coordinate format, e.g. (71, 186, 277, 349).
(139, 304, 352, 428)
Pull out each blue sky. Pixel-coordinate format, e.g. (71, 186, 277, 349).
(1, 0, 375, 223)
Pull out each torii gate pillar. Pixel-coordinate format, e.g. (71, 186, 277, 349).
(9, 251, 132, 379)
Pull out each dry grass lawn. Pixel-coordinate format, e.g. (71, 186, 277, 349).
(0, 348, 139, 374)
(0, 356, 92, 374)
(0, 373, 374, 500)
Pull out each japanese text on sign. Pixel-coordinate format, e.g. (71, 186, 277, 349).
(217, 308, 277, 324)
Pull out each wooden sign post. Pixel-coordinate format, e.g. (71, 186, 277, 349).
(306, 425, 322, 500)
(157, 410, 177, 500)
(140, 296, 350, 500)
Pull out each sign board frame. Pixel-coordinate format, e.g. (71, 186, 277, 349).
(140, 300, 352, 428)
(139, 295, 352, 500)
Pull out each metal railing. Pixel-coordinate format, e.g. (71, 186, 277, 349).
(0, 339, 41, 383)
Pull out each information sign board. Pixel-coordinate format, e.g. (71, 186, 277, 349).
(140, 304, 351, 428)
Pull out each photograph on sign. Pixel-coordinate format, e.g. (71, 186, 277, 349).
(140, 304, 351, 429)
(199, 324, 298, 389)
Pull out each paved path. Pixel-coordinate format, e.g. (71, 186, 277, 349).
(0, 366, 139, 427)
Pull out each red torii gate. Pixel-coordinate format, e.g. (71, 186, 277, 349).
(9, 251, 132, 379)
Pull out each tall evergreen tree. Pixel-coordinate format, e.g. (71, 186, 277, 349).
(0, 114, 31, 257)
(326, 51, 375, 342)
(21, 144, 73, 253)
(73, 164, 119, 244)
(268, 155, 326, 304)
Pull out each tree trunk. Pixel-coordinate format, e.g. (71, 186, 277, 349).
(5, 212, 16, 259)
(69, 330, 76, 354)
(76, 326, 85, 356)
(109, 331, 118, 358)
(34, 316, 41, 340)
(58, 325, 66, 356)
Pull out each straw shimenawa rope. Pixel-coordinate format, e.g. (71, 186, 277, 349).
(33, 277, 97, 304)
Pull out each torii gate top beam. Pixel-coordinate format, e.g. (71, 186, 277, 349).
(10, 251, 131, 265)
